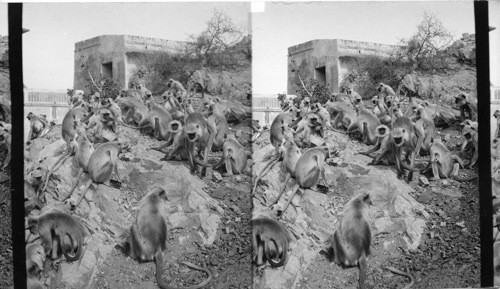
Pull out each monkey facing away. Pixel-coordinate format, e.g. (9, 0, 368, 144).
(215, 134, 251, 176)
(121, 187, 212, 289)
(252, 217, 293, 268)
(331, 193, 372, 289)
(27, 212, 86, 261)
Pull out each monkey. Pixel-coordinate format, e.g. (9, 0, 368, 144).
(347, 106, 381, 146)
(422, 101, 460, 126)
(413, 105, 437, 156)
(0, 94, 11, 123)
(68, 90, 85, 106)
(184, 112, 217, 177)
(122, 84, 152, 102)
(269, 110, 300, 156)
(167, 79, 187, 98)
(157, 120, 190, 161)
(358, 125, 391, 158)
(251, 217, 293, 268)
(276, 146, 330, 215)
(333, 93, 354, 107)
(40, 110, 90, 193)
(63, 125, 94, 202)
(330, 192, 372, 289)
(162, 90, 181, 111)
(377, 82, 397, 102)
(325, 101, 357, 131)
(493, 138, 500, 161)
(371, 95, 389, 116)
(494, 110, 500, 139)
(26, 112, 50, 143)
(27, 212, 86, 261)
(0, 123, 11, 170)
(115, 96, 150, 127)
(215, 134, 252, 176)
(354, 94, 364, 107)
(89, 107, 117, 142)
(294, 113, 325, 148)
(461, 124, 478, 168)
(146, 100, 173, 141)
(311, 103, 334, 130)
(71, 141, 127, 210)
(390, 116, 424, 182)
(454, 92, 477, 121)
(421, 138, 477, 182)
(268, 132, 302, 207)
(26, 243, 45, 277)
(390, 102, 404, 121)
(120, 187, 212, 289)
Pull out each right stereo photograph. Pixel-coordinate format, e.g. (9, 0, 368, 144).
(491, 0, 500, 287)
(251, 2, 481, 289)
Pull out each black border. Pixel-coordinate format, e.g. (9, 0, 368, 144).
(8, 3, 26, 289)
(475, 1, 493, 287)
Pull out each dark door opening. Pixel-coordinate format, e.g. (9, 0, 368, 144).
(102, 62, 113, 79)
(315, 66, 326, 84)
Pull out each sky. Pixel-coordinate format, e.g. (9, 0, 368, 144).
(20, 2, 249, 89)
(490, 1, 500, 87)
(252, 1, 475, 95)
(0, 4, 6, 36)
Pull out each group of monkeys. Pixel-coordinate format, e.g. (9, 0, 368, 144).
(24, 78, 256, 289)
(251, 82, 478, 289)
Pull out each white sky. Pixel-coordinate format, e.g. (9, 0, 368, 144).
(252, 1, 475, 95)
(490, 1, 500, 87)
(21, 2, 249, 90)
(0, 4, 6, 36)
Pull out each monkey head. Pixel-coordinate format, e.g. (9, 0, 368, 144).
(495, 110, 500, 119)
(26, 112, 34, 120)
(27, 216, 40, 235)
(391, 126, 410, 148)
(355, 95, 362, 104)
(454, 92, 468, 106)
(185, 123, 202, 142)
(252, 120, 261, 131)
(168, 120, 183, 134)
(0, 126, 10, 144)
(348, 192, 373, 212)
(385, 95, 394, 107)
(461, 125, 476, 141)
(99, 108, 114, 122)
(375, 125, 389, 138)
(146, 187, 169, 205)
(306, 114, 321, 127)
(371, 95, 379, 105)
(377, 83, 384, 93)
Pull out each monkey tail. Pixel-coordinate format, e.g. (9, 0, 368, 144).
(383, 266, 415, 289)
(41, 150, 72, 194)
(155, 250, 213, 289)
(451, 174, 478, 183)
(265, 238, 287, 268)
(60, 232, 82, 262)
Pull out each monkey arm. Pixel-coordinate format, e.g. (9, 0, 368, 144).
(359, 141, 381, 156)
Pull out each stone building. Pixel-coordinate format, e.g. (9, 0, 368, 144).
(287, 39, 402, 94)
(74, 35, 187, 92)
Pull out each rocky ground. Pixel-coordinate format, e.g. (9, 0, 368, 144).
(252, 113, 479, 289)
(24, 117, 254, 288)
(0, 155, 12, 288)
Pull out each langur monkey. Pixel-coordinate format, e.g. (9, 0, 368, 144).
(331, 193, 372, 289)
(63, 125, 94, 202)
(162, 90, 182, 111)
(26, 112, 50, 143)
(156, 120, 189, 161)
(461, 124, 478, 168)
(71, 141, 127, 210)
(422, 101, 460, 126)
(27, 212, 86, 261)
(184, 112, 217, 177)
(122, 84, 152, 102)
(269, 109, 300, 156)
(371, 96, 389, 116)
(41, 110, 89, 193)
(146, 100, 173, 141)
(275, 146, 331, 215)
(252, 217, 292, 267)
(421, 138, 477, 182)
(347, 106, 381, 145)
(26, 243, 45, 277)
(311, 103, 334, 130)
(390, 117, 424, 182)
(294, 113, 325, 148)
(121, 187, 212, 289)
(115, 96, 150, 128)
(454, 92, 477, 121)
(358, 125, 392, 160)
(377, 82, 397, 103)
(167, 78, 188, 102)
(0, 123, 11, 170)
(413, 105, 437, 156)
(495, 110, 500, 139)
(215, 134, 252, 176)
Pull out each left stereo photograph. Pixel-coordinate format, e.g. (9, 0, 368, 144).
(0, 3, 13, 289)
(22, 3, 253, 289)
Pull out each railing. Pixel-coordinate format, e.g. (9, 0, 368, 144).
(252, 96, 282, 125)
(24, 89, 70, 121)
(491, 86, 500, 104)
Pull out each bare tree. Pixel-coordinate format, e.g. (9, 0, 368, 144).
(188, 9, 243, 67)
(398, 11, 453, 70)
